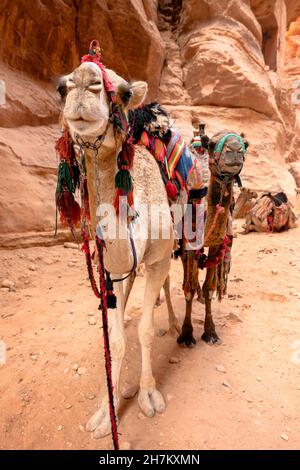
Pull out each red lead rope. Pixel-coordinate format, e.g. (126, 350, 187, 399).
(81, 231, 119, 451)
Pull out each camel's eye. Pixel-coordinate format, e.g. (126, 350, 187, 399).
(88, 82, 102, 93)
(66, 79, 76, 90)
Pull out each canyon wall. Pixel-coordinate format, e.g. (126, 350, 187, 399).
(0, 0, 300, 247)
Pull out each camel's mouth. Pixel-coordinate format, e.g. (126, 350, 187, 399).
(66, 116, 110, 140)
(68, 117, 97, 124)
(67, 117, 101, 133)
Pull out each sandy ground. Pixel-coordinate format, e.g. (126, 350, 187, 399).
(0, 223, 300, 450)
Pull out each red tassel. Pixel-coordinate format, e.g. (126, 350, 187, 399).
(166, 181, 178, 199)
(113, 189, 123, 214)
(117, 140, 134, 169)
(56, 191, 81, 228)
(55, 129, 72, 162)
(127, 190, 134, 208)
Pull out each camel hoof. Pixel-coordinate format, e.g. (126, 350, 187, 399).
(92, 415, 111, 439)
(138, 388, 166, 417)
(201, 331, 221, 345)
(86, 408, 104, 433)
(87, 400, 118, 439)
(177, 333, 196, 348)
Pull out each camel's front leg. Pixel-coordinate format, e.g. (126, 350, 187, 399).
(202, 248, 221, 345)
(86, 278, 125, 439)
(138, 259, 170, 417)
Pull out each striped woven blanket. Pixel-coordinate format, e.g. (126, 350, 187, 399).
(140, 130, 208, 193)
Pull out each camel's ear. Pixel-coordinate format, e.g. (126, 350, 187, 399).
(126, 81, 148, 109)
(240, 133, 249, 150)
(106, 69, 147, 108)
(117, 82, 134, 106)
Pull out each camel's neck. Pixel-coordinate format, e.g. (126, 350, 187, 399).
(204, 175, 234, 247)
(84, 143, 120, 231)
(208, 175, 234, 210)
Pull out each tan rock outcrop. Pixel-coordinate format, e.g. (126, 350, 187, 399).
(0, 0, 300, 247)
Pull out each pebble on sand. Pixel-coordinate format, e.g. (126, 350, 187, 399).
(85, 393, 96, 401)
(222, 380, 231, 388)
(281, 433, 289, 442)
(29, 264, 36, 272)
(88, 317, 97, 326)
(1, 279, 15, 289)
(216, 364, 227, 373)
(64, 242, 79, 250)
(169, 356, 180, 364)
(77, 367, 87, 376)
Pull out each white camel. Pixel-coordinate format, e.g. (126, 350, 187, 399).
(58, 59, 179, 439)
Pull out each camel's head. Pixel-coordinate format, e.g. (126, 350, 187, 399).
(208, 130, 249, 179)
(57, 61, 148, 144)
(233, 187, 258, 219)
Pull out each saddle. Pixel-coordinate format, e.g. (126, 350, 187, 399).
(129, 103, 209, 201)
(244, 191, 297, 233)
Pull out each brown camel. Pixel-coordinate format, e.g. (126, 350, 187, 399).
(177, 130, 249, 346)
(233, 187, 258, 219)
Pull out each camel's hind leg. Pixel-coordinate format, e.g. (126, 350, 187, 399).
(86, 279, 126, 439)
(138, 257, 170, 417)
(177, 296, 196, 347)
(163, 274, 180, 336)
(177, 253, 199, 347)
(123, 270, 136, 310)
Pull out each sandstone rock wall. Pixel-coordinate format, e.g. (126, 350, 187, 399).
(1, 0, 300, 247)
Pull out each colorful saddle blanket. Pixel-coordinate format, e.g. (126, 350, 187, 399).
(139, 130, 209, 196)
